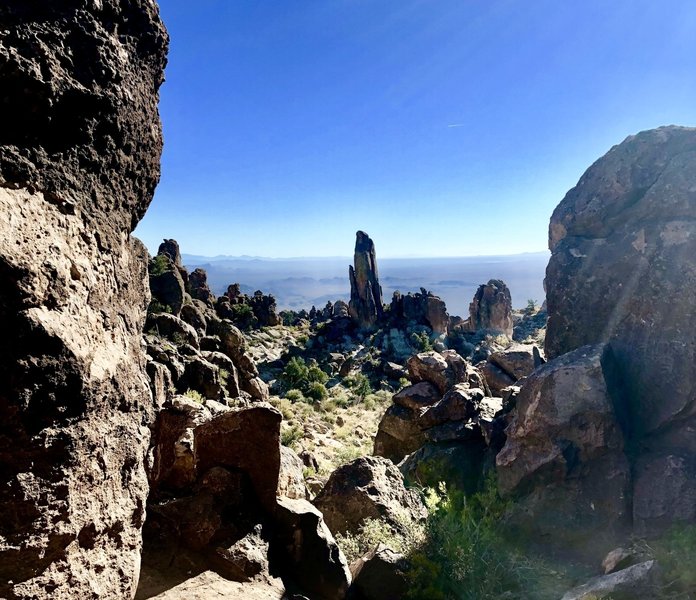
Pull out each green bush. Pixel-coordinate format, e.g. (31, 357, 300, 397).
(407, 478, 567, 600)
(344, 373, 372, 400)
(285, 388, 305, 402)
(149, 254, 171, 276)
(147, 299, 172, 315)
(281, 357, 329, 401)
(183, 389, 205, 404)
(230, 303, 257, 329)
(281, 424, 303, 448)
(306, 381, 329, 403)
(652, 523, 696, 594)
(411, 331, 433, 352)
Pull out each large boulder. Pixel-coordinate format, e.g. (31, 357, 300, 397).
(0, 2, 167, 598)
(543, 126, 696, 538)
(350, 544, 409, 600)
(496, 345, 631, 555)
(274, 498, 351, 600)
(195, 405, 283, 512)
(545, 126, 696, 437)
(349, 231, 384, 329)
(313, 456, 426, 536)
(373, 404, 426, 463)
(560, 560, 662, 600)
(406, 350, 476, 395)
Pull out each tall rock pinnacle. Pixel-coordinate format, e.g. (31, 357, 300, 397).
(349, 231, 384, 329)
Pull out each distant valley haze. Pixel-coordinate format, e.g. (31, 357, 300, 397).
(180, 250, 549, 316)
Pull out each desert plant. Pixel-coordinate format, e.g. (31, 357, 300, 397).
(183, 389, 205, 404)
(281, 424, 303, 448)
(344, 373, 372, 400)
(411, 330, 433, 352)
(149, 254, 171, 276)
(305, 381, 329, 403)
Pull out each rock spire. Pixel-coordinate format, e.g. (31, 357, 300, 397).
(349, 230, 384, 329)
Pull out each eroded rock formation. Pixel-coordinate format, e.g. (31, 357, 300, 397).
(349, 231, 384, 329)
(0, 2, 168, 598)
(465, 279, 513, 337)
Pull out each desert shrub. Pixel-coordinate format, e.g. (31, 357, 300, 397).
(411, 331, 433, 352)
(305, 381, 329, 403)
(147, 299, 173, 315)
(149, 254, 171, 276)
(281, 424, 303, 448)
(344, 373, 372, 400)
(230, 303, 256, 329)
(183, 389, 204, 404)
(285, 388, 305, 403)
(651, 523, 696, 594)
(406, 478, 567, 600)
(525, 298, 538, 315)
(281, 357, 329, 401)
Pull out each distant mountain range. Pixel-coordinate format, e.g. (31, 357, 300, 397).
(182, 252, 549, 317)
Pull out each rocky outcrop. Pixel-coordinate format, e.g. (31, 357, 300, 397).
(390, 288, 449, 334)
(464, 279, 513, 337)
(0, 2, 168, 598)
(349, 231, 384, 329)
(350, 544, 409, 600)
(545, 126, 696, 437)
(533, 126, 696, 540)
(313, 456, 426, 536)
(496, 345, 631, 555)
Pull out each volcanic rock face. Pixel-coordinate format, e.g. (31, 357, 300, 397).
(545, 126, 696, 438)
(349, 231, 384, 329)
(0, 2, 168, 599)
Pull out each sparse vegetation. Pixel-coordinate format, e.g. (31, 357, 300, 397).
(149, 254, 171, 276)
(406, 478, 577, 600)
(343, 372, 372, 400)
(147, 299, 172, 315)
(411, 330, 433, 352)
(183, 389, 205, 404)
(281, 424, 304, 448)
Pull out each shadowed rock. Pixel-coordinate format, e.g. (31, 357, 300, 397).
(349, 231, 384, 329)
(0, 2, 168, 598)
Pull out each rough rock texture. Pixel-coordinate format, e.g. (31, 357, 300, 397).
(0, 2, 168, 598)
(349, 544, 409, 600)
(313, 456, 426, 536)
(496, 345, 631, 555)
(466, 279, 513, 337)
(545, 126, 696, 437)
(541, 126, 696, 538)
(390, 288, 449, 334)
(560, 560, 662, 600)
(349, 231, 383, 329)
(274, 498, 351, 600)
(373, 403, 426, 463)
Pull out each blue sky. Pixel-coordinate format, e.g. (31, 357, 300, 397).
(135, 0, 696, 258)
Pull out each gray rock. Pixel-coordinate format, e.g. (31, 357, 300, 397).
(561, 560, 662, 600)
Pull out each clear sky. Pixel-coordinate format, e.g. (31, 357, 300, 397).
(135, 0, 696, 258)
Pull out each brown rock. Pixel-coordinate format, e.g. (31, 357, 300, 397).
(350, 544, 409, 600)
(188, 268, 215, 307)
(479, 360, 516, 396)
(349, 231, 384, 329)
(418, 384, 485, 429)
(392, 382, 441, 411)
(274, 497, 351, 600)
(545, 126, 696, 437)
(466, 279, 514, 337)
(496, 344, 630, 555)
(489, 343, 539, 380)
(0, 1, 167, 597)
(150, 254, 187, 315)
(373, 404, 426, 463)
(313, 456, 426, 536)
(195, 405, 283, 512)
(278, 446, 308, 500)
